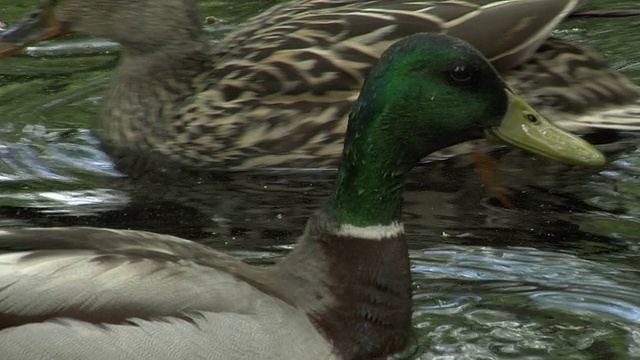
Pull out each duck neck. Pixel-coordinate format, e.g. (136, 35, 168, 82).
(100, 39, 210, 154)
(270, 211, 412, 359)
(328, 147, 409, 227)
(268, 118, 434, 358)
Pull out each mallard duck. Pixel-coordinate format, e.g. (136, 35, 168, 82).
(0, 33, 604, 358)
(0, 0, 635, 170)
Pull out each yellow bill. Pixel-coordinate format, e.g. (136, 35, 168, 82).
(485, 89, 606, 166)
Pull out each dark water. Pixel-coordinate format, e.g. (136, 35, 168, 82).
(1, 1, 640, 358)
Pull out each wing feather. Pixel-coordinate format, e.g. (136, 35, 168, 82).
(0, 228, 272, 328)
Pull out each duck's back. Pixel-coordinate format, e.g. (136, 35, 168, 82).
(2, 300, 335, 360)
(0, 228, 335, 360)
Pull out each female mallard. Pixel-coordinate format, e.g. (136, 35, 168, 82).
(0, 33, 604, 358)
(0, 0, 633, 170)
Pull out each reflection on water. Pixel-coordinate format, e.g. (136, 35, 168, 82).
(0, 127, 126, 216)
(1, 0, 640, 358)
(411, 244, 640, 359)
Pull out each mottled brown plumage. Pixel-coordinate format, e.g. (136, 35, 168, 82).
(1, 0, 638, 170)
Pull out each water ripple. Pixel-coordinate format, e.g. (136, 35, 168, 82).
(0, 126, 126, 213)
(408, 245, 640, 359)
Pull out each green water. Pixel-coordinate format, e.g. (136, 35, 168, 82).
(1, 1, 640, 359)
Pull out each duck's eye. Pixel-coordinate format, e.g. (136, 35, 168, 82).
(449, 65, 473, 83)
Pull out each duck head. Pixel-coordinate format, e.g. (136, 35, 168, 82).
(344, 32, 606, 172)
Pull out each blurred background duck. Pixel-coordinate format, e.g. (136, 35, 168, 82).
(0, 0, 638, 170)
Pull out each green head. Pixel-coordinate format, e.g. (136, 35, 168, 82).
(345, 33, 510, 170)
(331, 33, 605, 227)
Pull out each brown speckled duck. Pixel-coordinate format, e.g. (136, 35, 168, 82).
(0, 0, 636, 170)
(0, 33, 604, 358)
